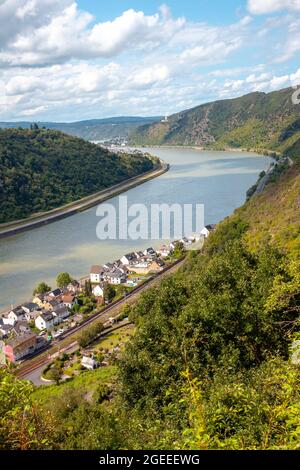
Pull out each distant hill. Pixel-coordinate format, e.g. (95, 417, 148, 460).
(0, 128, 155, 223)
(0, 116, 161, 141)
(130, 87, 300, 157)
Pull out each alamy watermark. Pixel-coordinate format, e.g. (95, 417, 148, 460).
(96, 196, 205, 240)
(291, 86, 300, 105)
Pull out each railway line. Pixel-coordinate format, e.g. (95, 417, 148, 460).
(16, 256, 185, 379)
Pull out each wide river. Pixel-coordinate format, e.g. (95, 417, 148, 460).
(0, 148, 272, 311)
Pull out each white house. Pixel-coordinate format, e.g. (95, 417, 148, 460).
(52, 306, 70, 324)
(7, 307, 26, 325)
(143, 247, 156, 257)
(104, 270, 127, 285)
(81, 355, 99, 370)
(120, 253, 137, 265)
(92, 285, 104, 297)
(156, 245, 171, 258)
(61, 293, 77, 309)
(35, 312, 55, 331)
(24, 310, 41, 322)
(21, 302, 39, 314)
(200, 224, 216, 238)
(90, 265, 104, 283)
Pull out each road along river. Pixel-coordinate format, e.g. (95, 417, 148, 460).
(0, 148, 272, 310)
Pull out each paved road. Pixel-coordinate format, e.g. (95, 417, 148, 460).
(17, 257, 185, 380)
(0, 160, 169, 239)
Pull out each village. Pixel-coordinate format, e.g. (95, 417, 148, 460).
(0, 225, 215, 367)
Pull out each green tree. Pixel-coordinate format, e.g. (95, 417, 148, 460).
(56, 272, 72, 288)
(103, 284, 116, 302)
(77, 322, 104, 348)
(0, 369, 57, 449)
(173, 241, 185, 258)
(33, 281, 51, 295)
(47, 366, 62, 385)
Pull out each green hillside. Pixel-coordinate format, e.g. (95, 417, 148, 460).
(0, 128, 155, 223)
(1, 159, 298, 450)
(131, 87, 300, 156)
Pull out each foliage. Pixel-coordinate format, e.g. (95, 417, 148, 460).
(56, 272, 72, 288)
(0, 369, 57, 449)
(131, 87, 300, 154)
(103, 284, 116, 302)
(0, 128, 155, 223)
(77, 322, 104, 348)
(33, 281, 51, 295)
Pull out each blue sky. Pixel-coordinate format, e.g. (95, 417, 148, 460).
(0, 0, 299, 121)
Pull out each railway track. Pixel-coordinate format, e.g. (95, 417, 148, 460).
(16, 257, 185, 379)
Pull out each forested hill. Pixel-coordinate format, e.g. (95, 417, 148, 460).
(0, 116, 161, 141)
(0, 128, 155, 224)
(131, 87, 300, 155)
(1, 158, 298, 450)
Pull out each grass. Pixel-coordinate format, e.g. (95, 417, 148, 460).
(32, 365, 117, 404)
(92, 324, 135, 351)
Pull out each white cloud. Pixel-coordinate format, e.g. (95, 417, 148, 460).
(5, 76, 45, 95)
(0, 1, 185, 67)
(248, 0, 300, 14)
(0, 2, 298, 120)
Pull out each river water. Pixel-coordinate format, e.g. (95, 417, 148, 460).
(0, 148, 272, 310)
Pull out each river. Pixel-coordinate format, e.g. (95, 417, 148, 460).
(0, 148, 272, 310)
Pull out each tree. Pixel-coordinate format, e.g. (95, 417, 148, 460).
(56, 272, 72, 288)
(173, 241, 185, 258)
(84, 279, 92, 296)
(77, 322, 104, 348)
(0, 369, 57, 449)
(103, 284, 116, 302)
(47, 366, 62, 385)
(33, 281, 51, 295)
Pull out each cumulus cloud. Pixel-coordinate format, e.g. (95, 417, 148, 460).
(248, 0, 300, 14)
(0, 1, 299, 120)
(0, 1, 185, 67)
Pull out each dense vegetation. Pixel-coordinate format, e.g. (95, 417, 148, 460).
(0, 128, 155, 223)
(131, 87, 300, 158)
(1, 145, 299, 451)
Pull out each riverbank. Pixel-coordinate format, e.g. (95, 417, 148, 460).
(0, 159, 169, 239)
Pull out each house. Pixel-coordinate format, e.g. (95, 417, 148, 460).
(200, 224, 216, 238)
(81, 355, 99, 370)
(12, 321, 31, 336)
(120, 253, 137, 266)
(48, 288, 62, 298)
(3, 333, 37, 362)
(135, 250, 144, 259)
(67, 280, 80, 293)
(127, 261, 150, 275)
(32, 294, 46, 308)
(35, 312, 55, 331)
(156, 244, 171, 258)
(104, 270, 127, 285)
(92, 284, 104, 298)
(0, 323, 13, 338)
(62, 293, 77, 309)
(180, 237, 192, 246)
(52, 306, 70, 323)
(7, 307, 26, 325)
(143, 247, 156, 257)
(149, 258, 165, 272)
(103, 261, 115, 270)
(43, 299, 60, 311)
(90, 265, 104, 283)
(21, 302, 39, 314)
(188, 233, 201, 242)
(24, 310, 41, 323)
